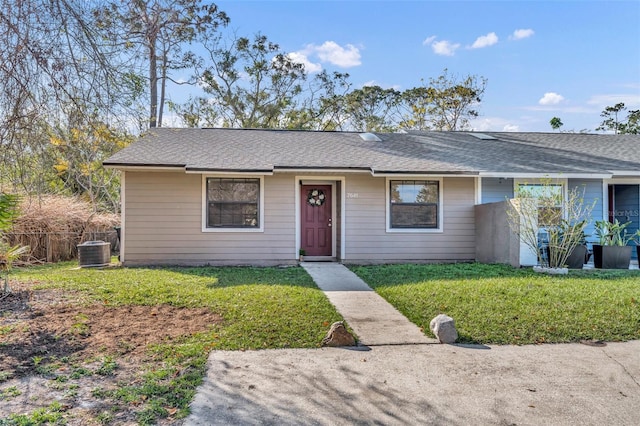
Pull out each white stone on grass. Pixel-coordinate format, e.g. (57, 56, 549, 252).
(533, 266, 568, 275)
(430, 314, 458, 344)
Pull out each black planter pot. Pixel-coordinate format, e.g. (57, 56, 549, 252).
(593, 244, 632, 269)
(593, 244, 602, 268)
(566, 245, 588, 269)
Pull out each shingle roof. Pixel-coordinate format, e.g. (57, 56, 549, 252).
(103, 128, 640, 176)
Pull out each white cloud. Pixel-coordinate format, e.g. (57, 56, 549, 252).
(586, 94, 640, 108)
(423, 36, 465, 56)
(315, 41, 361, 67)
(422, 35, 437, 46)
(431, 40, 461, 56)
(287, 52, 322, 73)
(511, 29, 535, 40)
(539, 92, 565, 105)
(470, 117, 519, 132)
(470, 32, 498, 49)
(470, 119, 495, 131)
(290, 41, 361, 73)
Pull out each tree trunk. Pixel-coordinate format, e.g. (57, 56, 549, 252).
(149, 41, 158, 128)
(158, 51, 168, 128)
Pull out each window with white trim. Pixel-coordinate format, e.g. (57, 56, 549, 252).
(515, 182, 564, 226)
(206, 178, 260, 228)
(389, 180, 440, 229)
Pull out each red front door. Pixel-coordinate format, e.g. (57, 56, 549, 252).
(301, 185, 332, 257)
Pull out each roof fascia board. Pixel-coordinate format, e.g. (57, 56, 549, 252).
(479, 172, 613, 179)
(103, 164, 185, 172)
(274, 167, 371, 173)
(185, 168, 274, 175)
(372, 171, 479, 177)
(609, 171, 640, 177)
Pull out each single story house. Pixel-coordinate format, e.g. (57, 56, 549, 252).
(103, 128, 640, 266)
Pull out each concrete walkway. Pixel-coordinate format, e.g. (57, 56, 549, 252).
(301, 262, 436, 345)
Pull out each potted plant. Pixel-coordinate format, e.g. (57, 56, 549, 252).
(546, 219, 589, 270)
(560, 222, 589, 269)
(593, 219, 634, 269)
(298, 249, 306, 262)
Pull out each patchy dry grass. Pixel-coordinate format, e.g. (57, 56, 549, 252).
(1, 263, 342, 425)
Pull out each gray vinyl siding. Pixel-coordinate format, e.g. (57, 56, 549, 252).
(344, 176, 476, 262)
(124, 172, 296, 265)
(568, 179, 603, 245)
(124, 172, 477, 265)
(481, 177, 513, 203)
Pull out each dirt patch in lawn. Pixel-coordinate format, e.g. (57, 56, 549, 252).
(0, 281, 222, 424)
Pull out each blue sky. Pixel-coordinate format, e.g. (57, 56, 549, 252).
(178, 0, 640, 132)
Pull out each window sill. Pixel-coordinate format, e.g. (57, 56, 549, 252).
(386, 227, 443, 234)
(202, 227, 264, 233)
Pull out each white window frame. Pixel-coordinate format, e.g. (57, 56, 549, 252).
(513, 178, 568, 266)
(201, 174, 265, 233)
(513, 178, 568, 222)
(386, 176, 444, 233)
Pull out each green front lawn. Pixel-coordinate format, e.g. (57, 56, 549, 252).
(6, 260, 640, 424)
(14, 262, 342, 350)
(6, 263, 342, 424)
(350, 263, 640, 345)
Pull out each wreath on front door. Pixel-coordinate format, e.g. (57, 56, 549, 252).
(307, 189, 326, 207)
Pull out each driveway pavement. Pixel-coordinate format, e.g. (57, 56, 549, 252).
(186, 341, 640, 425)
(185, 263, 640, 425)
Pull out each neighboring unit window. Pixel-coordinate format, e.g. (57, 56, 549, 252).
(206, 178, 260, 228)
(390, 180, 439, 228)
(516, 183, 563, 227)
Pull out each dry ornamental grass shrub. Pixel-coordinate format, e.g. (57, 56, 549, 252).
(6, 195, 120, 263)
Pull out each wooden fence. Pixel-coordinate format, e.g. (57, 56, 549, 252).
(7, 229, 119, 263)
